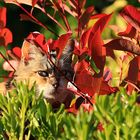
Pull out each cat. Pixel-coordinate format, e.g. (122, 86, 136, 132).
(0, 39, 75, 108)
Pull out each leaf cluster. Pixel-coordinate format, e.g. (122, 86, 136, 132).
(0, 82, 65, 140)
(94, 88, 140, 140)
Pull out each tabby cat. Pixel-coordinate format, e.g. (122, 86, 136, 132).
(0, 39, 75, 108)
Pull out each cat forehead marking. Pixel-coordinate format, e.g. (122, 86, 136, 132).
(39, 55, 54, 70)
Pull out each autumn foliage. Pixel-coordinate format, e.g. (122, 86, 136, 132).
(0, 0, 140, 112)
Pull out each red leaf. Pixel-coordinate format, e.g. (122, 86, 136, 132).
(34, 34, 49, 53)
(32, 0, 39, 7)
(118, 23, 137, 39)
(0, 7, 13, 47)
(126, 80, 140, 94)
(99, 81, 118, 95)
(0, 28, 13, 46)
(12, 47, 21, 59)
(90, 13, 107, 19)
(120, 5, 140, 31)
(78, 0, 86, 9)
(87, 25, 108, 95)
(104, 38, 140, 55)
(92, 77, 103, 95)
(73, 44, 88, 56)
(89, 28, 106, 77)
(50, 32, 72, 59)
(75, 71, 94, 96)
(74, 59, 90, 73)
(0, 7, 6, 28)
(89, 13, 112, 39)
(127, 84, 134, 94)
(126, 56, 140, 83)
(74, 60, 95, 96)
(74, 37, 89, 57)
(27, 32, 49, 53)
(106, 47, 115, 58)
(53, 1, 70, 30)
(88, 14, 111, 74)
(81, 27, 92, 49)
(59, 3, 77, 17)
(80, 6, 94, 29)
(126, 56, 140, 93)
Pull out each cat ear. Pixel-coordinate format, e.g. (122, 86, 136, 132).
(21, 39, 43, 61)
(58, 39, 74, 79)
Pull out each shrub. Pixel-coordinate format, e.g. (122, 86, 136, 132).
(0, 82, 140, 139)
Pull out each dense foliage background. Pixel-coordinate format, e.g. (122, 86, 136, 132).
(0, 0, 140, 139)
(2, 0, 140, 46)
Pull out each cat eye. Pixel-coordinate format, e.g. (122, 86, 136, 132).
(38, 71, 49, 77)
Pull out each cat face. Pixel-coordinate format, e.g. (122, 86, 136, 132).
(14, 39, 74, 106)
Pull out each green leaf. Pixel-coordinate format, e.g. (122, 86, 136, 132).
(90, 58, 100, 74)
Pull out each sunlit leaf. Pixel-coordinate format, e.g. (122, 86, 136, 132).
(79, 6, 94, 29)
(0, 28, 13, 46)
(118, 23, 137, 39)
(12, 47, 21, 59)
(120, 5, 140, 31)
(104, 38, 140, 55)
(0, 7, 6, 28)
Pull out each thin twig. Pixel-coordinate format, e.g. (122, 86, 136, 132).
(0, 52, 16, 71)
(125, 80, 140, 92)
(48, 54, 93, 106)
(15, 1, 59, 37)
(41, 8, 67, 32)
(52, 1, 71, 31)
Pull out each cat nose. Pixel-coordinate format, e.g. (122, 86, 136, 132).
(49, 75, 59, 88)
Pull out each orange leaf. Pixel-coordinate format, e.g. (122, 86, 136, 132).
(0, 28, 13, 46)
(0, 7, 6, 28)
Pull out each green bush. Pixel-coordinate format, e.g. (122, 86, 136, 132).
(93, 88, 140, 140)
(0, 82, 65, 140)
(0, 82, 140, 140)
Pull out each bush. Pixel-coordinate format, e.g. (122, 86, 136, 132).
(0, 82, 140, 140)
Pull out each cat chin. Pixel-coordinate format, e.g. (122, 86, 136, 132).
(37, 85, 72, 106)
(43, 87, 64, 99)
(43, 94, 56, 99)
(42, 90, 56, 99)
